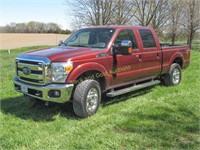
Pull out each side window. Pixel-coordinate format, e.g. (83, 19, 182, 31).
(114, 30, 137, 49)
(139, 29, 156, 48)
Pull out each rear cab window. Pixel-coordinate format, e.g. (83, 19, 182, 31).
(114, 29, 138, 50)
(139, 29, 156, 48)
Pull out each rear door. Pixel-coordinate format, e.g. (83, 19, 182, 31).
(138, 29, 162, 78)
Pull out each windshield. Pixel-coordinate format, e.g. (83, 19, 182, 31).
(64, 28, 115, 49)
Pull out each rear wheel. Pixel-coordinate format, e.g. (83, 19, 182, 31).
(73, 80, 101, 118)
(163, 63, 182, 86)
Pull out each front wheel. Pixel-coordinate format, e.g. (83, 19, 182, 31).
(73, 80, 101, 118)
(163, 63, 182, 86)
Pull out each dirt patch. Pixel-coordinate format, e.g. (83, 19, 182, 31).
(0, 33, 70, 50)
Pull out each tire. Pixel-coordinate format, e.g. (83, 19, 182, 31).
(73, 80, 101, 118)
(163, 63, 182, 86)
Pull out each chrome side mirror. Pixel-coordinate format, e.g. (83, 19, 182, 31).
(121, 40, 132, 47)
(112, 40, 132, 55)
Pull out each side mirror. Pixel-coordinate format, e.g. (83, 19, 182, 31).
(58, 40, 64, 46)
(112, 40, 132, 55)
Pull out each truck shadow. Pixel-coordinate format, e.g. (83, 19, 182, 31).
(1, 87, 153, 122)
(0, 96, 76, 121)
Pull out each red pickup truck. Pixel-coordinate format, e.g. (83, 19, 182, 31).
(14, 26, 190, 117)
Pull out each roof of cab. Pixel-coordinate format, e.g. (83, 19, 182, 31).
(82, 25, 153, 30)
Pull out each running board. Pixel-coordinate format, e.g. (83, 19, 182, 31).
(106, 80, 160, 97)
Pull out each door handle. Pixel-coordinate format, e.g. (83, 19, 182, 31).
(157, 53, 159, 59)
(136, 55, 142, 62)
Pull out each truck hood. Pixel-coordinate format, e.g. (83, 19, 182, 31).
(26, 46, 100, 62)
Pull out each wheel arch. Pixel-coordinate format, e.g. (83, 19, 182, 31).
(76, 70, 107, 92)
(173, 57, 183, 68)
(67, 62, 110, 91)
(169, 52, 184, 69)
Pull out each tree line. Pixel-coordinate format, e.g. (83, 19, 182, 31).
(66, 0, 200, 48)
(0, 21, 71, 34)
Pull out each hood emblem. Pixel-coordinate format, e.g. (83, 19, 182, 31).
(22, 67, 31, 75)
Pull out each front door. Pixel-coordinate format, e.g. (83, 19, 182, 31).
(110, 29, 142, 86)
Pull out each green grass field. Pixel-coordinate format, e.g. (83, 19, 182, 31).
(0, 46, 200, 149)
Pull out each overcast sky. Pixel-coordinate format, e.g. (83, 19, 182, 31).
(1, 0, 72, 29)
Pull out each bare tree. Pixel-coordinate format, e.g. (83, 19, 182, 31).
(181, 0, 200, 48)
(66, 0, 114, 26)
(165, 0, 183, 44)
(132, 0, 172, 32)
(65, 0, 137, 28)
(70, 16, 85, 30)
(15, 23, 25, 33)
(112, 0, 135, 25)
(65, 0, 200, 47)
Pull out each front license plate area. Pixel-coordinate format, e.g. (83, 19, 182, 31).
(21, 85, 28, 93)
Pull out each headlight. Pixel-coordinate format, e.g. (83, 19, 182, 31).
(51, 61, 73, 83)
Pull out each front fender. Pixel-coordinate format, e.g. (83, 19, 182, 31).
(67, 62, 111, 88)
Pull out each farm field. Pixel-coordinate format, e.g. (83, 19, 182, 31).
(0, 46, 200, 149)
(0, 33, 70, 49)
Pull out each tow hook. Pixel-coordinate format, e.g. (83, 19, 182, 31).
(44, 102, 49, 106)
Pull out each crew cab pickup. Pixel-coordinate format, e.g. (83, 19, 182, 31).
(13, 26, 190, 117)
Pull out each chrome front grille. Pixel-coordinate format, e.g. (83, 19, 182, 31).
(17, 60, 44, 84)
(16, 54, 51, 85)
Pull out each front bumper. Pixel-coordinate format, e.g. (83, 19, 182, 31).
(13, 77, 74, 103)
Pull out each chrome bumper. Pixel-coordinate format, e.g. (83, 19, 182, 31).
(13, 77, 74, 103)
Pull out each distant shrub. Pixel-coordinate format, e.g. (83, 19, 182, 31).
(0, 21, 71, 34)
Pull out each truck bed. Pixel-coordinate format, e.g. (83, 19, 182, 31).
(160, 43, 190, 74)
(160, 43, 188, 48)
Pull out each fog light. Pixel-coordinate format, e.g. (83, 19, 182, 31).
(54, 90, 60, 97)
(48, 90, 61, 98)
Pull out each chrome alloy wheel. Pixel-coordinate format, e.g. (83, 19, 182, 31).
(172, 68, 180, 84)
(86, 88, 99, 112)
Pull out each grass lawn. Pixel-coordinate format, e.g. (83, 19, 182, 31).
(0, 46, 200, 149)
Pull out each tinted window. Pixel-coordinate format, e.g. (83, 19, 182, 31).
(114, 30, 137, 49)
(139, 29, 156, 48)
